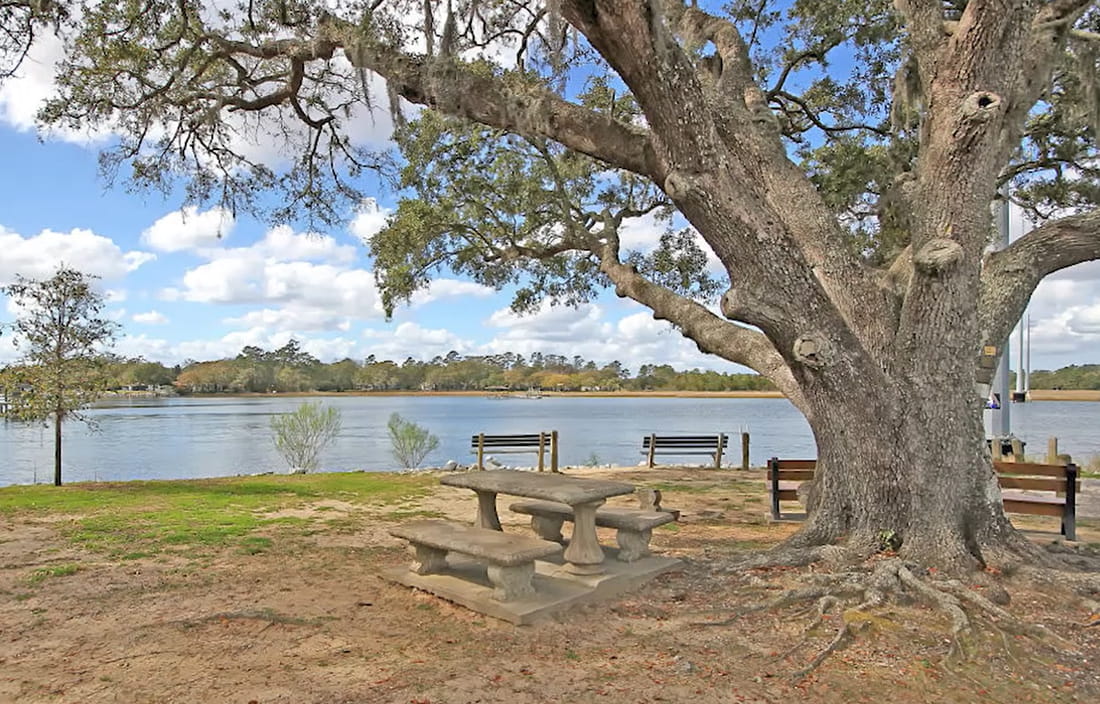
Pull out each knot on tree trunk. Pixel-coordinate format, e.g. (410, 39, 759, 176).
(663, 170, 703, 200)
(792, 334, 833, 369)
(959, 91, 1002, 122)
(720, 287, 783, 327)
(913, 238, 964, 273)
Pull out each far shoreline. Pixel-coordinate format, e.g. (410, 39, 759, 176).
(122, 389, 1100, 402)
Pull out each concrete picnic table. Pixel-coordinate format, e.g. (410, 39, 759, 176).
(440, 470, 635, 574)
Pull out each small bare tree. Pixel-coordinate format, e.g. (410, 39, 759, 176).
(270, 402, 342, 472)
(387, 413, 439, 469)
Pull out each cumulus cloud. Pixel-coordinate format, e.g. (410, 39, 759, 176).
(132, 311, 169, 325)
(410, 279, 496, 306)
(142, 206, 235, 253)
(362, 322, 472, 361)
(0, 225, 155, 284)
(349, 198, 394, 243)
(0, 33, 114, 144)
(480, 300, 750, 372)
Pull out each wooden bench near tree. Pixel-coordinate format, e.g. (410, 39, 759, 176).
(767, 458, 1079, 540)
(471, 432, 559, 472)
(642, 433, 729, 469)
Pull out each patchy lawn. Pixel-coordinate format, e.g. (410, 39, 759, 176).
(0, 468, 1097, 704)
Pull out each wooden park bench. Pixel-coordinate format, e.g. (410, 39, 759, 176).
(471, 431, 559, 472)
(389, 519, 563, 601)
(766, 457, 1079, 540)
(509, 496, 678, 562)
(642, 433, 729, 469)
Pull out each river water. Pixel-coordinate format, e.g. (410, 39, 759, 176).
(1, 395, 1097, 486)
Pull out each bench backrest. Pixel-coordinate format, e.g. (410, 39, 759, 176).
(643, 434, 729, 449)
(470, 432, 559, 472)
(766, 458, 816, 481)
(470, 433, 552, 448)
(766, 457, 1079, 502)
(993, 461, 1080, 493)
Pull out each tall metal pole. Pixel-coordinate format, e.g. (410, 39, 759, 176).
(1016, 318, 1026, 394)
(990, 193, 1011, 436)
(1024, 314, 1031, 393)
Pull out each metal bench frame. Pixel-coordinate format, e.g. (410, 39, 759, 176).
(471, 432, 559, 472)
(642, 433, 729, 468)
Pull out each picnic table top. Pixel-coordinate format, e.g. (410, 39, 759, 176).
(440, 470, 635, 506)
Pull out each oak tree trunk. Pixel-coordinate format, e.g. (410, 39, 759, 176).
(788, 357, 1027, 572)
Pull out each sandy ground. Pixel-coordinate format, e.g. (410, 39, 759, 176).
(1, 468, 1098, 704)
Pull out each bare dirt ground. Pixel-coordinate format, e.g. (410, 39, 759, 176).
(2, 468, 1098, 704)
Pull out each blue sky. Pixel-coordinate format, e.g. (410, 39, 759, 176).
(0, 31, 1098, 375)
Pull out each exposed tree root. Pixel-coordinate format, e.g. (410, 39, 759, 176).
(696, 554, 1086, 680)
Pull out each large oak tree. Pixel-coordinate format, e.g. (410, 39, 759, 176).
(10, 2, 1100, 579)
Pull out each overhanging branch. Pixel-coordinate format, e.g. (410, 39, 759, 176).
(979, 209, 1100, 349)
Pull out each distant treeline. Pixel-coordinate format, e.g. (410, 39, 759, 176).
(1025, 364, 1100, 390)
(95, 340, 776, 394)
(45, 344, 1097, 395)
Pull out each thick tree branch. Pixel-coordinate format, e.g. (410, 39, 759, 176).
(979, 209, 1100, 351)
(335, 34, 660, 180)
(596, 247, 802, 404)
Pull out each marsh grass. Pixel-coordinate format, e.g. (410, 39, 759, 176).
(0, 472, 434, 557)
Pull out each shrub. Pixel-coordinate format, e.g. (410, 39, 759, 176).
(387, 413, 439, 469)
(270, 402, 342, 472)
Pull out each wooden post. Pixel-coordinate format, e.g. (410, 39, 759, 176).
(476, 433, 485, 471)
(1063, 463, 1078, 541)
(741, 432, 750, 471)
(646, 433, 656, 468)
(550, 430, 559, 473)
(1046, 437, 1059, 465)
(714, 434, 724, 469)
(537, 432, 546, 472)
(991, 438, 1003, 461)
(1010, 438, 1024, 462)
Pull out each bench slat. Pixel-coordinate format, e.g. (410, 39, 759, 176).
(767, 469, 816, 481)
(770, 459, 817, 469)
(1002, 499, 1066, 517)
(994, 461, 1072, 478)
(998, 476, 1074, 492)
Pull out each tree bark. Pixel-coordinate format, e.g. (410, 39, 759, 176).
(53, 410, 62, 487)
(788, 367, 1025, 572)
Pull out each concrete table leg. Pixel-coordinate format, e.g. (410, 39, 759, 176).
(475, 490, 502, 531)
(564, 499, 606, 574)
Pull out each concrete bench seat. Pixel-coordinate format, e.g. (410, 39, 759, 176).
(509, 499, 677, 562)
(390, 519, 563, 601)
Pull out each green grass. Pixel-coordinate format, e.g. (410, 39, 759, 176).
(27, 564, 80, 583)
(0, 472, 434, 557)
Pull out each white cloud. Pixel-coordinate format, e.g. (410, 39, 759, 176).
(362, 322, 472, 361)
(349, 198, 394, 242)
(0, 32, 113, 144)
(250, 225, 357, 264)
(410, 279, 495, 306)
(0, 225, 155, 284)
(132, 311, 169, 325)
(142, 206, 235, 253)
